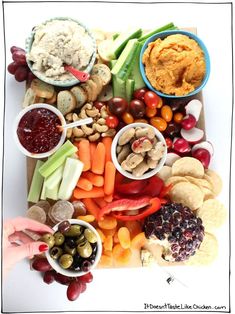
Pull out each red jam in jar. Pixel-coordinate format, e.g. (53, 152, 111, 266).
(17, 108, 62, 154)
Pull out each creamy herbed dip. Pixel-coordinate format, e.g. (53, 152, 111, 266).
(27, 19, 94, 81)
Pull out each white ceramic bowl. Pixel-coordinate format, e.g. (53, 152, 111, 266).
(111, 123, 167, 180)
(45, 219, 102, 277)
(13, 103, 67, 159)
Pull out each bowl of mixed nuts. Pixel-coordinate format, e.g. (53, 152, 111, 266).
(111, 123, 167, 180)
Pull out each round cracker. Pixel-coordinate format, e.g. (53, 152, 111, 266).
(165, 176, 188, 186)
(35, 200, 51, 214)
(26, 205, 47, 224)
(186, 232, 218, 265)
(202, 187, 215, 201)
(172, 157, 204, 178)
(50, 200, 74, 222)
(204, 169, 223, 196)
(185, 176, 213, 191)
(196, 199, 227, 230)
(169, 182, 204, 210)
(157, 166, 172, 182)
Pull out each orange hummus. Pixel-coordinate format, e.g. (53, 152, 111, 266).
(142, 34, 206, 96)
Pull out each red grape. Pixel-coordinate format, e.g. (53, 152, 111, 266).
(54, 272, 72, 285)
(10, 46, 25, 54)
(67, 280, 82, 301)
(32, 258, 52, 272)
(43, 270, 55, 284)
(79, 272, 93, 283)
(129, 99, 146, 118)
(7, 62, 18, 75)
(12, 50, 27, 66)
(133, 88, 149, 101)
(80, 282, 87, 293)
(14, 66, 28, 82)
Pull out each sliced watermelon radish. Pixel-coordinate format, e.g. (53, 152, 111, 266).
(165, 152, 181, 166)
(192, 141, 214, 156)
(181, 127, 204, 144)
(185, 99, 202, 121)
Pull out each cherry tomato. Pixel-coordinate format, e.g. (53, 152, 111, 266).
(134, 118, 148, 123)
(106, 115, 119, 129)
(156, 97, 163, 109)
(161, 105, 173, 122)
(150, 117, 167, 132)
(144, 91, 161, 109)
(145, 107, 157, 118)
(133, 88, 149, 101)
(108, 97, 128, 116)
(129, 99, 145, 118)
(165, 137, 173, 149)
(173, 112, 184, 123)
(94, 101, 106, 110)
(122, 112, 134, 124)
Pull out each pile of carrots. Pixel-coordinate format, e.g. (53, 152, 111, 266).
(72, 137, 116, 221)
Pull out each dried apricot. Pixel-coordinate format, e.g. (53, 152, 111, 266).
(96, 228, 106, 243)
(131, 232, 147, 249)
(113, 244, 132, 265)
(98, 216, 117, 230)
(125, 221, 142, 239)
(77, 215, 95, 223)
(117, 227, 131, 249)
(99, 254, 113, 267)
(113, 231, 119, 243)
(102, 227, 117, 237)
(103, 235, 113, 251)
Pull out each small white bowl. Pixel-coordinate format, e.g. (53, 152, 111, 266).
(13, 103, 67, 159)
(45, 219, 102, 277)
(111, 123, 167, 180)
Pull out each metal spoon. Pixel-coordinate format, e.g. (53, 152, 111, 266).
(64, 64, 90, 82)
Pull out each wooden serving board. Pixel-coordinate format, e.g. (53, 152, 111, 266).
(26, 27, 205, 268)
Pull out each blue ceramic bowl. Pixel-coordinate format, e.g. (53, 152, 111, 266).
(25, 17, 96, 87)
(139, 30, 210, 98)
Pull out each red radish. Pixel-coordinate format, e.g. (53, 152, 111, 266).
(185, 99, 202, 121)
(192, 148, 211, 168)
(165, 152, 181, 166)
(192, 141, 214, 156)
(181, 127, 204, 144)
(181, 114, 197, 130)
(173, 138, 191, 154)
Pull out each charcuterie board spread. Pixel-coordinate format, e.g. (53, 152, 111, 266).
(8, 18, 227, 301)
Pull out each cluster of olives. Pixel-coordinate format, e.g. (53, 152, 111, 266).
(41, 221, 98, 272)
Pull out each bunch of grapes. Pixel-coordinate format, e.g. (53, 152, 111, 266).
(32, 257, 94, 301)
(7, 46, 35, 82)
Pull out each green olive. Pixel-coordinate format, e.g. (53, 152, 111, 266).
(77, 241, 92, 258)
(54, 232, 65, 246)
(84, 228, 97, 244)
(49, 246, 63, 260)
(59, 254, 73, 269)
(40, 233, 55, 249)
(64, 243, 76, 256)
(64, 224, 83, 237)
(76, 233, 86, 245)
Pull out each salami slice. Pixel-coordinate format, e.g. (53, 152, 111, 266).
(26, 205, 47, 224)
(50, 200, 74, 223)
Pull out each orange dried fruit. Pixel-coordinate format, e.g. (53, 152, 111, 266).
(98, 216, 117, 230)
(125, 220, 142, 239)
(77, 215, 95, 223)
(113, 231, 119, 243)
(113, 243, 132, 265)
(102, 227, 117, 237)
(131, 232, 147, 249)
(96, 228, 106, 243)
(99, 254, 113, 267)
(117, 227, 131, 249)
(103, 235, 113, 251)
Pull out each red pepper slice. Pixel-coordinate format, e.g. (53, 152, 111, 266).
(142, 176, 164, 197)
(112, 197, 161, 221)
(98, 196, 151, 220)
(159, 183, 173, 198)
(115, 180, 147, 195)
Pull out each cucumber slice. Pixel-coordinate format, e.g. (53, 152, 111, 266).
(27, 160, 44, 203)
(111, 60, 126, 98)
(129, 42, 146, 90)
(126, 79, 135, 102)
(138, 23, 176, 42)
(39, 140, 77, 178)
(111, 39, 139, 81)
(108, 28, 142, 59)
(58, 157, 84, 200)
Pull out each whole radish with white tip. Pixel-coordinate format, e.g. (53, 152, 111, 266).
(192, 141, 214, 156)
(192, 148, 211, 168)
(165, 152, 181, 166)
(185, 99, 202, 121)
(181, 127, 204, 144)
(181, 114, 197, 130)
(173, 138, 191, 154)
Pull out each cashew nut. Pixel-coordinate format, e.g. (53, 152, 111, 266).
(117, 144, 131, 164)
(97, 118, 106, 125)
(147, 142, 166, 161)
(135, 127, 155, 139)
(66, 128, 73, 138)
(83, 103, 93, 110)
(118, 128, 135, 146)
(66, 113, 73, 121)
(94, 123, 109, 133)
(124, 153, 144, 169)
(81, 125, 94, 136)
(72, 127, 84, 137)
(100, 106, 108, 119)
(80, 108, 88, 119)
(86, 108, 100, 117)
(72, 113, 79, 122)
(101, 129, 116, 137)
(132, 161, 150, 177)
(88, 132, 100, 142)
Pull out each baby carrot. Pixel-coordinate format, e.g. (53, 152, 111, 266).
(91, 142, 106, 175)
(104, 161, 116, 196)
(82, 198, 100, 219)
(102, 137, 112, 162)
(76, 177, 93, 191)
(90, 142, 97, 160)
(83, 171, 104, 187)
(94, 197, 108, 209)
(104, 194, 113, 203)
(77, 139, 91, 171)
(73, 187, 105, 199)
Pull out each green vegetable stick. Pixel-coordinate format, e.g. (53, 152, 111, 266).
(39, 140, 78, 178)
(27, 160, 45, 203)
(44, 163, 64, 190)
(45, 181, 60, 201)
(138, 23, 176, 42)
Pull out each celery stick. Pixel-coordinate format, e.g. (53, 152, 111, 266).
(58, 157, 84, 200)
(45, 182, 60, 201)
(40, 180, 47, 200)
(27, 160, 45, 203)
(39, 140, 77, 178)
(138, 23, 176, 42)
(45, 163, 64, 190)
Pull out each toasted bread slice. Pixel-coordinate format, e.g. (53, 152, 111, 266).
(70, 86, 88, 108)
(80, 82, 93, 102)
(57, 90, 76, 115)
(91, 64, 111, 86)
(90, 74, 103, 95)
(98, 84, 113, 102)
(22, 88, 44, 108)
(46, 91, 57, 105)
(86, 79, 98, 101)
(31, 78, 54, 99)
